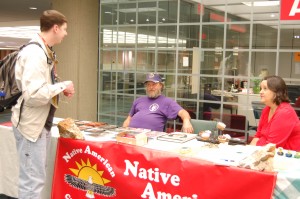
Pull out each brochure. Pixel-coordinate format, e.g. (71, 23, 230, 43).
(157, 132, 197, 143)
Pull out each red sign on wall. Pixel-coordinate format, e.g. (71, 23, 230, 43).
(281, 0, 300, 20)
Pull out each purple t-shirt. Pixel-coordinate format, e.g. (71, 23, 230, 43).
(128, 95, 183, 131)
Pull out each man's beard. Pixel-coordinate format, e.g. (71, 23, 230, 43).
(147, 89, 161, 98)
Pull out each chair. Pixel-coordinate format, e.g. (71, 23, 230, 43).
(166, 109, 196, 133)
(252, 101, 265, 126)
(203, 111, 249, 143)
(190, 119, 217, 134)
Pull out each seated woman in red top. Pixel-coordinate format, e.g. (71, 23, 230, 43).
(250, 75, 300, 151)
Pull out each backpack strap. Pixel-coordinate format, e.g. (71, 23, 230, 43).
(21, 42, 51, 64)
(16, 42, 49, 127)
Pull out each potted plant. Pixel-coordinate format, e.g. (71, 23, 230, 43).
(252, 78, 261, 94)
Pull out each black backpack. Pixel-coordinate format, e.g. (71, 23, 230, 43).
(0, 42, 42, 112)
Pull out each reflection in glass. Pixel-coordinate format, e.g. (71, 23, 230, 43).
(253, 23, 278, 49)
(137, 26, 156, 48)
(280, 26, 300, 49)
(101, 28, 118, 48)
(157, 26, 178, 48)
(178, 51, 193, 74)
(117, 95, 135, 116)
(202, 3, 225, 23)
(226, 24, 250, 49)
(101, 50, 117, 70)
(157, 50, 176, 72)
(136, 51, 155, 72)
(251, 51, 276, 77)
(180, 0, 200, 23)
(176, 75, 196, 99)
(179, 25, 200, 49)
(101, 4, 118, 25)
(122, 50, 136, 71)
(202, 25, 224, 49)
(158, 1, 178, 23)
(118, 27, 136, 48)
(138, 2, 157, 25)
(99, 0, 300, 130)
(118, 3, 136, 25)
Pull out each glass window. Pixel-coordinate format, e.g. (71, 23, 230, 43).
(136, 50, 155, 72)
(252, 23, 278, 49)
(280, 24, 300, 49)
(177, 75, 196, 100)
(253, 2, 280, 22)
(137, 26, 156, 48)
(158, 0, 178, 24)
(115, 72, 136, 94)
(101, 27, 118, 48)
(117, 50, 136, 71)
(101, 3, 118, 25)
(118, 27, 136, 48)
(179, 25, 200, 49)
(202, 2, 225, 23)
(180, 0, 200, 23)
(226, 24, 250, 49)
(118, 3, 136, 25)
(101, 72, 117, 93)
(101, 50, 117, 71)
(157, 50, 176, 72)
(279, 52, 300, 79)
(201, 25, 224, 49)
(200, 50, 219, 75)
(251, 51, 276, 77)
(157, 26, 177, 48)
(178, 50, 193, 74)
(138, 1, 157, 25)
(117, 95, 134, 116)
(99, 0, 300, 126)
(98, 93, 116, 115)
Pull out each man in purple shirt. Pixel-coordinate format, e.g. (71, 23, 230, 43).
(123, 73, 194, 133)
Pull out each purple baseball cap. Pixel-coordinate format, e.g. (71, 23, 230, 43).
(144, 73, 163, 83)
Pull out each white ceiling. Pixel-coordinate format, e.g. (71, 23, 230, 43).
(0, 0, 51, 49)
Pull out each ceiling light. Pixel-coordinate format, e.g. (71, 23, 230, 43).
(117, 7, 165, 13)
(29, 7, 37, 10)
(242, 1, 279, 7)
(0, 26, 39, 39)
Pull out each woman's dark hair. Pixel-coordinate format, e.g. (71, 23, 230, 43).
(40, 10, 67, 32)
(263, 75, 290, 105)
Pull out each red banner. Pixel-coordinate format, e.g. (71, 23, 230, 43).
(52, 138, 276, 199)
(281, 0, 300, 20)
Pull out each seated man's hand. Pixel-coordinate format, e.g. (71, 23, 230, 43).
(182, 120, 194, 134)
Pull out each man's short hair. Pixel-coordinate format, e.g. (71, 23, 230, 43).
(40, 10, 67, 32)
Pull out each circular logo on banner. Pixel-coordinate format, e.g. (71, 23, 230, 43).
(149, 103, 159, 112)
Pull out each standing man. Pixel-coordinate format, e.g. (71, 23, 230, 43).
(11, 10, 75, 198)
(123, 73, 193, 133)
